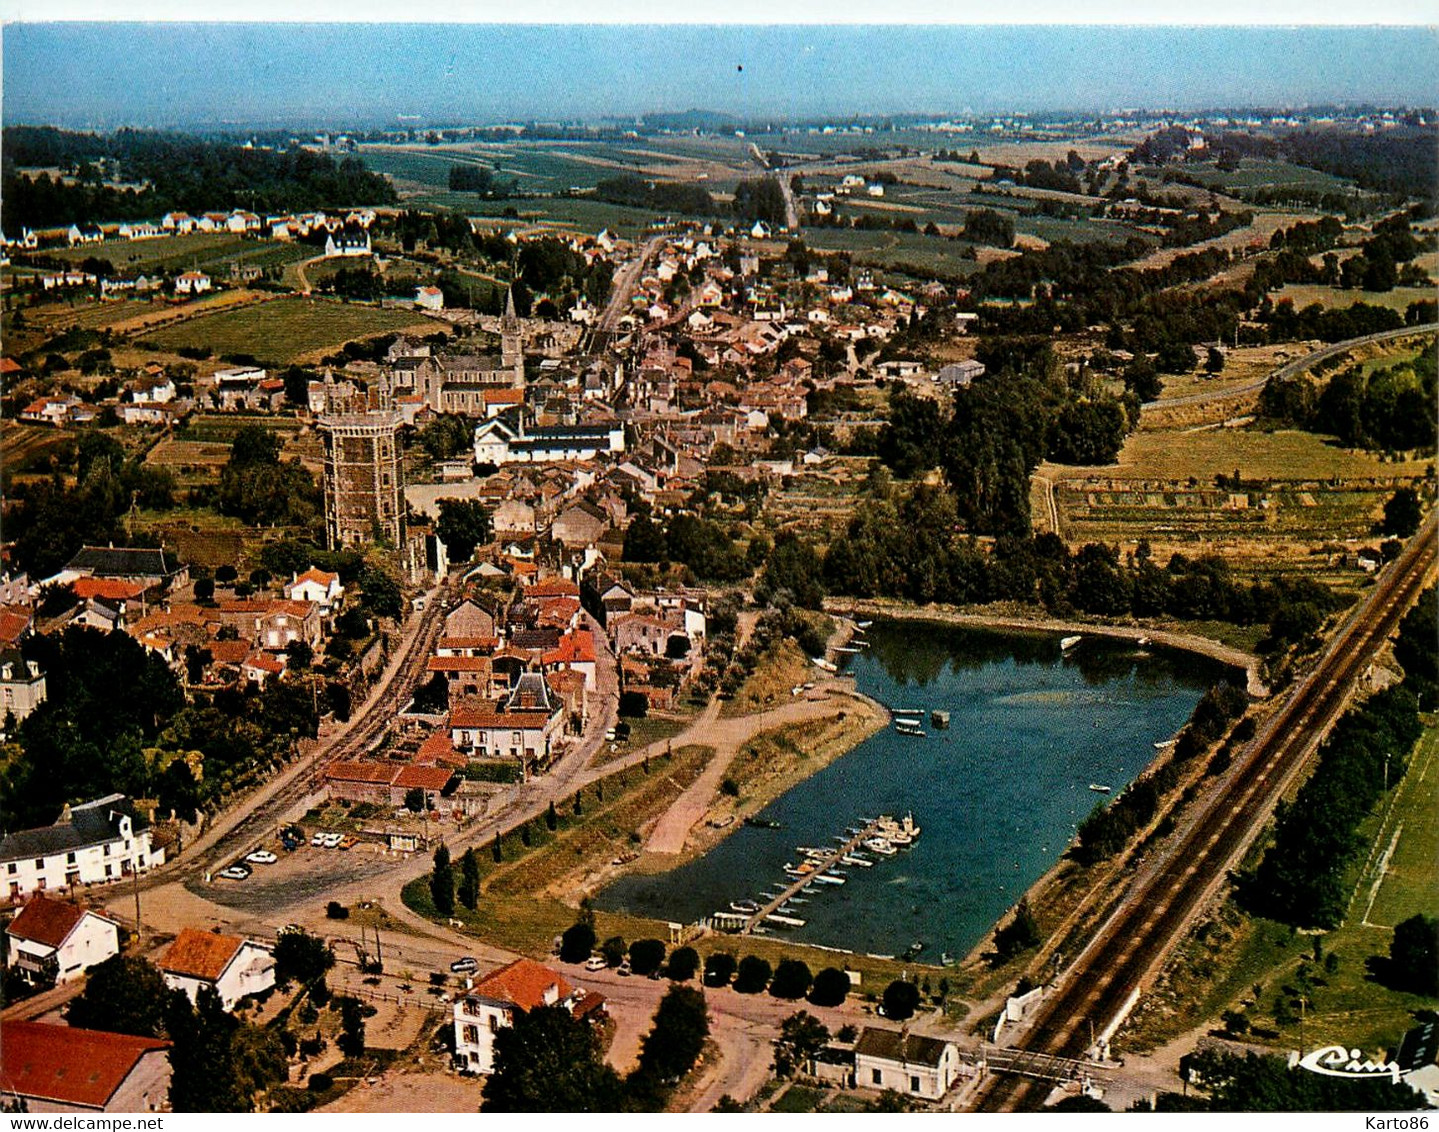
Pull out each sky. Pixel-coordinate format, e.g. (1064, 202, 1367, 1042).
(2, 22, 1437, 130)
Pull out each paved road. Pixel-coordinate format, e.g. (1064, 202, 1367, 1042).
(972, 513, 1437, 1111)
(588, 235, 666, 348)
(1146, 323, 1437, 410)
(748, 143, 799, 230)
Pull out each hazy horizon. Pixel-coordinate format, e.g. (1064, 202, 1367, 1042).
(3, 24, 1437, 132)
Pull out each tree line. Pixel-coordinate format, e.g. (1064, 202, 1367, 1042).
(1259, 350, 1437, 453)
(2, 125, 396, 231)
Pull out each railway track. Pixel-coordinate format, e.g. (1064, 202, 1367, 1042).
(974, 516, 1437, 1111)
(143, 583, 451, 886)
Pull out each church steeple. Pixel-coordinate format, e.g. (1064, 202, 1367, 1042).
(501, 286, 523, 387)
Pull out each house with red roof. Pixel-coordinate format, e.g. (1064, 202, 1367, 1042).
(452, 957, 604, 1073)
(0, 1020, 171, 1113)
(284, 566, 344, 614)
(4, 895, 120, 985)
(157, 928, 274, 1010)
(541, 627, 597, 691)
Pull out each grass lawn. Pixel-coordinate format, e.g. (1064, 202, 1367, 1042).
(137, 296, 443, 365)
(772, 1084, 827, 1113)
(720, 638, 820, 720)
(1358, 720, 1439, 930)
(1276, 283, 1436, 313)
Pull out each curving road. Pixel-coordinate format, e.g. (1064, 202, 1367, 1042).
(1147, 323, 1438, 411)
(972, 513, 1438, 1111)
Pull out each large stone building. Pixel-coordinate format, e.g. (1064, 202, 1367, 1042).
(318, 410, 405, 550)
(386, 289, 526, 414)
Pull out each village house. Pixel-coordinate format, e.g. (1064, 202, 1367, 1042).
(284, 566, 344, 614)
(448, 674, 566, 776)
(853, 1028, 967, 1101)
(58, 545, 187, 591)
(173, 270, 212, 295)
(445, 598, 499, 641)
(541, 628, 598, 692)
(0, 1021, 171, 1113)
(0, 795, 163, 903)
(4, 895, 121, 986)
(215, 598, 322, 651)
(0, 648, 47, 724)
(20, 396, 81, 426)
(324, 227, 372, 258)
(157, 928, 275, 1011)
(453, 958, 605, 1074)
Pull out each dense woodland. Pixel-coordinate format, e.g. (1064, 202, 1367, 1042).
(2, 126, 396, 231)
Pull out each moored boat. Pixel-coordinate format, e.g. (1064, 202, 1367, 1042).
(1061, 634, 1083, 651)
(1088, 783, 1112, 794)
(864, 838, 897, 856)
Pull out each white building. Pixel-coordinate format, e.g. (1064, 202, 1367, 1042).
(452, 957, 604, 1074)
(0, 649, 46, 725)
(284, 566, 344, 614)
(0, 795, 162, 903)
(4, 895, 121, 985)
(157, 928, 275, 1011)
(853, 1028, 966, 1101)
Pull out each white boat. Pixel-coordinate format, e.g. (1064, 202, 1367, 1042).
(877, 812, 923, 841)
(1136, 636, 1152, 647)
(857, 620, 873, 629)
(841, 854, 873, 867)
(895, 723, 927, 737)
(730, 899, 761, 914)
(1089, 783, 1112, 794)
(892, 708, 924, 718)
(812, 873, 845, 886)
(1061, 635, 1083, 651)
(1154, 738, 1177, 750)
(813, 657, 839, 673)
(766, 913, 807, 928)
(864, 838, 897, 856)
(834, 645, 863, 654)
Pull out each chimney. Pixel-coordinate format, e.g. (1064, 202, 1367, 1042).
(26, 660, 39, 678)
(1, 663, 11, 681)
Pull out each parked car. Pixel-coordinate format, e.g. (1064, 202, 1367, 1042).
(338, 835, 359, 851)
(310, 832, 327, 847)
(584, 954, 608, 971)
(217, 864, 251, 881)
(321, 832, 344, 848)
(245, 850, 278, 865)
(450, 956, 479, 975)
(617, 960, 632, 977)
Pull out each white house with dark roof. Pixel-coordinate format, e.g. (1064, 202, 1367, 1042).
(4, 894, 120, 984)
(0, 795, 162, 903)
(853, 1027, 967, 1100)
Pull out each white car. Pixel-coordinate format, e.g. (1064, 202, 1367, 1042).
(217, 865, 251, 881)
(245, 850, 278, 865)
(310, 832, 327, 847)
(584, 955, 608, 971)
(321, 832, 344, 848)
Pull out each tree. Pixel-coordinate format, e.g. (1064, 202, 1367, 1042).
(358, 565, 402, 619)
(733, 955, 772, 994)
(667, 946, 700, 981)
(404, 786, 427, 813)
(430, 844, 455, 916)
(482, 1005, 623, 1111)
(165, 986, 246, 1111)
(436, 498, 492, 562)
(546, 799, 559, 831)
(458, 847, 481, 911)
(1381, 487, 1422, 538)
(628, 938, 666, 976)
(272, 929, 335, 988)
(560, 921, 597, 964)
(704, 951, 737, 987)
(1387, 914, 1439, 996)
(600, 936, 627, 967)
(1206, 346, 1227, 374)
(631, 985, 710, 1102)
(773, 1010, 829, 1078)
(337, 994, 367, 1057)
(881, 979, 921, 1021)
(769, 958, 813, 1000)
(993, 897, 1042, 962)
(66, 954, 169, 1038)
(808, 966, 851, 1008)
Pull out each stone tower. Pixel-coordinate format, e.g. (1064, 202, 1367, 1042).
(317, 410, 405, 550)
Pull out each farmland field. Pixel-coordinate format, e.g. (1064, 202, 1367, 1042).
(1274, 282, 1436, 313)
(47, 232, 314, 277)
(137, 296, 444, 364)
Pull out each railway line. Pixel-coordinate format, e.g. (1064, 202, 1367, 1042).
(140, 581, 451, 888)
(973, 515, 1437, 1111)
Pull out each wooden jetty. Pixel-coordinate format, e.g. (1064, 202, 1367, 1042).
(741, 817, 885, 935)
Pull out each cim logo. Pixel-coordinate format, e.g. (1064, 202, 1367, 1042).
(1291, 1045, 1403, 1083)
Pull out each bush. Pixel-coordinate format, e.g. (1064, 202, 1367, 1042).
(808, 967, 851, 1007)
(307, 1073, 333, 1092)
(667, 946, 700, 981)
(619, 690, 649, 718)
(601, 936, 627, 967)
(769, 959, 813, 1000)
(628, 939, 666, 977)
(326, 901, 349, 919)
(560, 922, 597, 964)
(704, 952, 737, 987)
(733, 955, 772, 994)
(881, 979, 921, 1021)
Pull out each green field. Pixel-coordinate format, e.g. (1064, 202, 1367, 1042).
(1362, 721, 1439, 930)
(48, 231, 314, 277)
(1172, 157, 1359, 195)
(137, 296, 443, 364)
(1276, 283, 1436, 314)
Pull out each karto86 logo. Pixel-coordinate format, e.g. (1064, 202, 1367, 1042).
(1290, 1045, 1403, 1083)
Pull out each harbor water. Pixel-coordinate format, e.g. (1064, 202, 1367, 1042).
(596, 621, 1228, 959)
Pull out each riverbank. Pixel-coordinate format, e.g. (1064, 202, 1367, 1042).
(823, 598, 1268, 699)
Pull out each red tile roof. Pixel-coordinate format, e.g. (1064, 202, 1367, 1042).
(5, 896, 95, 948)
(291, 567, 339, 589)
(324, 761, 398, 785)
(391, 764, 456, 791)
(469, 957, 572, 1012)
(527, 578, 581, 598)
(0, 608, 31, 646)
(437, 636, 499, 651)
(416, 730, 465, 766)
(0, 1020, 169, 1110)
(157, 928, 244, 982)
(449, 699, 554, 730)
(70, 578, 145, 602)
(543, 629, 596, 666)
(427, 655, 493, 673)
